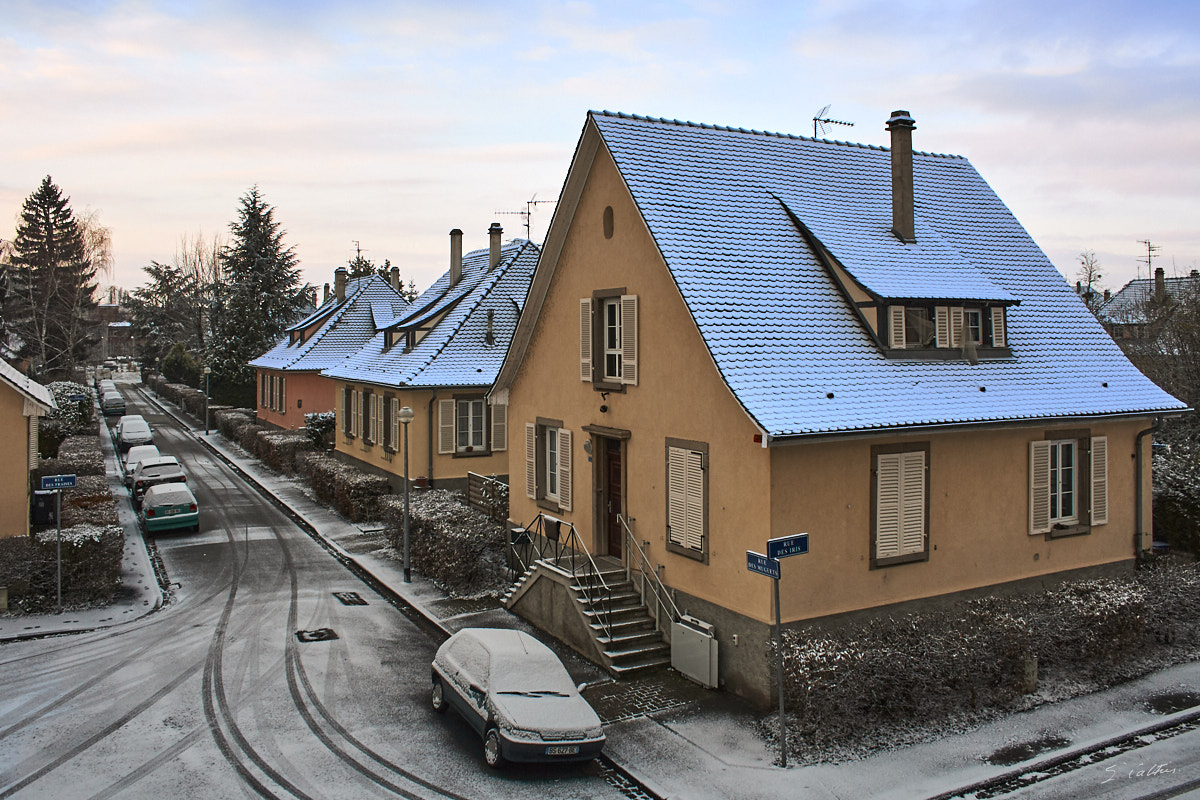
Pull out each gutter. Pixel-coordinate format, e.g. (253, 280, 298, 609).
(1134, 418, 1161, 565)
(427, 391, 437, 487)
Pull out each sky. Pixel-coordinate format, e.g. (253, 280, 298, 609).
(2, 0, 1198, 299)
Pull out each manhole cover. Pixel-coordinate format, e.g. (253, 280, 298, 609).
(296, 628, 339, 642)
(986, 733, 1071, 766)
(333, 591, 368, 606)
(1146, 690, 1200, 715)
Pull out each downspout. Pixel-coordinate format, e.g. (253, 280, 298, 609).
(427, 391, 437, 488)
(1134, 418, 1160, 566)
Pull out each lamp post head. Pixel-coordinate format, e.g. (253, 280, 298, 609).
(398, 406, 415, 424)
(204, 366, 211, 375)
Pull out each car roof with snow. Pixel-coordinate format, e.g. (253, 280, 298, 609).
(141, 483, 196, 505)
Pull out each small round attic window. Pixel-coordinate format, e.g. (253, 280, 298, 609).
(603, 206, 614, 239)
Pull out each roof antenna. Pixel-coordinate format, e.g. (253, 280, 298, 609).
(813, 104, 855, 139)
(495, 194, 557, 241)
(1136, 239, 1160, 281)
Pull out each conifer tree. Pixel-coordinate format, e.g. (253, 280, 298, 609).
(6, 176, 98, 378)
(206, 186, 311, 405)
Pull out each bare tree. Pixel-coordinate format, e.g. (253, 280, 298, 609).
(1076, 250, 1105, 315)
(77, 208, 114, 284)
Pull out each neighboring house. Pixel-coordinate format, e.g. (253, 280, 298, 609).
(250, 270, 409, 430)
(0, 359, 56, 538)
(491, 110, 1189, 705)
(321, 225, 538, 491)
(1099, 267, 1200, 341)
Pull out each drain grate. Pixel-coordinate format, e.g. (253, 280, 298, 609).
(296, 628, 339, 642)
(333, 591, 368, 606)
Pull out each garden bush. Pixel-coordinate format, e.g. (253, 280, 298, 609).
(46, 381, 95, 433)
(304, 411, 336, 450)
(256, 429, 313, 474)
(303, 453, 389, 521)
(33, 435, 106, 481)
(381, 490, 508, 597)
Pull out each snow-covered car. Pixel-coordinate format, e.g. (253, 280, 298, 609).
(123, 444, 161, 487)
(430, 628, 605, 768)
(100, 390, 125, 416)
(131, 455, 186, 508)
(139, 483, 199, 534)
(114, 416, 153, 452)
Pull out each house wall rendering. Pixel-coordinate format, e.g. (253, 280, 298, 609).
(256, 369, 333, 430)
(0, 382, 33, 538)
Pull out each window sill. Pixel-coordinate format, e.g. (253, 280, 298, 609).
(453, 450, 492, 458)
(1048, 524, 1090, 539)
(593, 381, 626, 393)
(871, 550, 929, 569)
(883, 346, 1013, 361)
(666, 539, 708, 564)
(536, 498, 562, 513)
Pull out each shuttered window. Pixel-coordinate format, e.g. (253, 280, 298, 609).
(366, 391, 376, 444)
(29, 416, 38, 469)
(525, 421, 571, 511)
(873, 449, 927, 564)
(579, 299, 593, 382)
(438, 399, 455, 454)
(1029, 434, 1107, 535)
(491, 402, 507, 452)
(1090, 436, 1108, 525)
(666, 439, 708, 561)
(581, 292, 638, 386)
(889, 305, 905, 349)
(991, 307, 1006, 347)
(525, 423, 537, 500)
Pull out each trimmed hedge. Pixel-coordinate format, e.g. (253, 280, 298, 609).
(303, 453, 389, 521)
(256, 429, 314, 474)
(381, 490, 508, 597)
(33, 435, 106, 481)
(0, 525, 124, 612)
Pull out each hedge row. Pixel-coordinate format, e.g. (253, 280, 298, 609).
(773, 559, 1200, 761)
(33, 435, 106, 481)
(301, 452, 390, 521)
(380, 490, 509, 597)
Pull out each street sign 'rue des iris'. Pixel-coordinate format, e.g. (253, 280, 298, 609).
(768, 533, 809, 560)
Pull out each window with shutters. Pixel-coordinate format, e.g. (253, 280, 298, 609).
(260, 374, 269, 407)
(1029, 432, 1107, 536)
(665, 438, 708, 563)
(342, 386, 354, 438)
(886, 304, 1011, 357)
(362, 389, 375, 445)
(438, 395, 492, 457)
(525, 419, 571, 512)
(580, 289, 638, 389)
(870, 443, 929, 568)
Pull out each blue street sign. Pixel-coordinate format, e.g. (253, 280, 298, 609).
(746, 550, 780, 580)
(768, 533, 810, 560)
(68, 394, 87, 403)
(41, 474, 77, 491)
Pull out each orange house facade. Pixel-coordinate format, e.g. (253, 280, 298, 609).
(492, 111, 1188, 704)
(0, 360, 56, 539)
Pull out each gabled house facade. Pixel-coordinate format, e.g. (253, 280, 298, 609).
(492, 110, 1189, 704)
(250, 270, 409, 430)
(0, 359, 56, 538)
(321, 225, 538, 490)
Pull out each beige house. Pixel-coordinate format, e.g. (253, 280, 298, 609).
(321, 225, 538, 491)
(491, 110, 1189, 704)
(0, 359, 56, 539)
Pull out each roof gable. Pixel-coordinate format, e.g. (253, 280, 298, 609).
(497, 111, 1186, 438)
(0, 358, 55, 414)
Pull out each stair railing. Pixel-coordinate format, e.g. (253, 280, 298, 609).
(618, 514, 682, 636)
(508, 513, 613, 641)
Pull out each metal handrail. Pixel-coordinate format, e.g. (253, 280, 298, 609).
(508, 513, 614, 640)
(618, 514, 681, 635)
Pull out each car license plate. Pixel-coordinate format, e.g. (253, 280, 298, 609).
(545, 745, 579, 755)
(166, 508, 178, 515)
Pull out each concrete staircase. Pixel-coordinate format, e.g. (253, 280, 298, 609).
(504, 555, 669, 677)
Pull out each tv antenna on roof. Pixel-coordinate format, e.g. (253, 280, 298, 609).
(495, 195, 557, 242)
(1136, 239, 1161, 279)
(813, 104, 855, 139)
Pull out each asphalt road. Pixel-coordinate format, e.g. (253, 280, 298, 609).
(0, 390, 624, 800)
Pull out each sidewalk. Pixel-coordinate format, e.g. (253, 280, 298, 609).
(5, 388, 1199, 800)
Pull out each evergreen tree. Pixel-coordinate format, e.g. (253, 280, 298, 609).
(206, 186, 310, 405)
(126, 260, 198, 370)
(6, 176, 98, 378)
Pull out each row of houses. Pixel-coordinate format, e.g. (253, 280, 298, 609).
(257, 109, 1188, 705)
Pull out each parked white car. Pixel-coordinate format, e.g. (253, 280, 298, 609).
(123, 444, 161, 488)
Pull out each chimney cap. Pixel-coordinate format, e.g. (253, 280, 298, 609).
(449, 228, 463, 236)
(886, 110, 916, 130)
(488, 222, 503, 233)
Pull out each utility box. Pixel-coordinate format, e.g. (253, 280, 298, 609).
(32, 490, 57, 526)
(671, 615, 718, 689)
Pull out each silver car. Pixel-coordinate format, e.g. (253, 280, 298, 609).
(430, 628, 605, 768)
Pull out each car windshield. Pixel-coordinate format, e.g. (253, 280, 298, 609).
(490, 652, 576, 696)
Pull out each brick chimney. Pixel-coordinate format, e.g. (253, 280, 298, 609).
(334, 267, 348, 303)
(886, 110, 917, 243)
(449, 228, 463, 287)
(488, 222, 503, 271)
(1155, 267, 1166, 302)
(390, 265, 400, 292)
(323, 283, 331, 304)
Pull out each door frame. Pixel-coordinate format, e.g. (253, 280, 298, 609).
(584, 425, 630, 561)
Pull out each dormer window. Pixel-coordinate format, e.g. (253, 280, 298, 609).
(887, 304, 1010, 357)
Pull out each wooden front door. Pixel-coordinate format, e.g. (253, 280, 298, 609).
(602, 438, 623, 558)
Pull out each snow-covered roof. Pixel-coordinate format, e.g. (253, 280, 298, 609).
(498, 111, 1186, 440)
(1099, 271, 1200, 325)
(0, 358, 55, 414)
(322, 238, 539, 389)
(250, 273, 409, 372)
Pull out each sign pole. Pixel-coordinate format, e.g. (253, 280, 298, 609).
(774, 573, 786, 768)
(56, 489, 62, 612)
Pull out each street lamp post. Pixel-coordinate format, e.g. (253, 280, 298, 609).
(203, 367, 212, 435)
(398, 406, 415, 582)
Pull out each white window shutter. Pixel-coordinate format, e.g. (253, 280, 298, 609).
(391, 398, 400, 448)
(684, 449, 704, 550)
(525, 423, 537, 499)
(621, 294, 638, 386)
(557, 428, 572, 511)
(935, 307, 949, 348)
(491, 402, 507, 452)
(282, 377, 286, 410)
(1029, 440, 1052, 534)
(899, 451, 926, 555)
(579, 298, 592, 382)
(368, 394, 377, 442)
(991, 307, 1006, 347)
(352, 391, 360, 436)
(438, 399, 455, 454)
(889, 306, 905, 348)
(876, 453, 901, 559)
(1090, 436, 1108, 526)
(950, 307, 964, 348)
(667, 447, 687, 547)
(29, 416, 38, 469)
